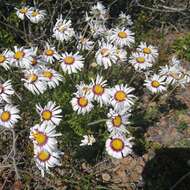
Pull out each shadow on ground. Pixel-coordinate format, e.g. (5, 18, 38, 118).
(142, 148, 190, 190)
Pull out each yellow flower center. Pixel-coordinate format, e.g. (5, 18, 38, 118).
(19, 7, 28, 14)
(136, 57, 145, 63)
(15, 51, 25, 60)
(151, 80, 160, 88)
(0, 55, 6, 63)
(38, 150, 50, 162)
(115, 90, 127, 102)
(43, 71, 53, 79)
(111, 138, 124, 151)
(58, 25, 65, 32)
(93, 84, 104, 95)
(1, 111, 11, 122)
(116, 48, 120, 54)
(32, 11, 39, 17)
(31, 58, 37, 65)
(32, 131, 47, 146)
(112, 115, 122, 127)
(118, 31, 127, 39)
(78, 97, 88, 107)
(28, 74, 38, 82)
(100, 48, 110, 57)
(64, 56, 75, 65)
(45, 49, 54, 56)
(42, 110, 52, 120)
(143, 47, 151, 54)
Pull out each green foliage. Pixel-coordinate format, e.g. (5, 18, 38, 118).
(177, 122, 189, 132)
(172, 33, 190, 61)
(175, 138, 190, 147)
(0, 28, 15, 48)
(144, 104, 160, 121)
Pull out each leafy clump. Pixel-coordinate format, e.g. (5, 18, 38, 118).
(172, 33, 190, 61)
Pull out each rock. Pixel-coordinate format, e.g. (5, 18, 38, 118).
(184, 127, 190, 137)
(13, 180, 22, 190)
(143, 154, 149, 162)
(120, 156, 133, 165)
(139, 158, 145, 167)
(111, 158, 120, 166)
(112, 178, 122, 184)
(81, 162, 87, 170)
(129, 159, 137, 169)
(135, 165, 144, 174)
(178, 114, 190, 123)
(115, 169, 126, 179)
(131, 172, 140, 182)
(102, 173, 111, 182)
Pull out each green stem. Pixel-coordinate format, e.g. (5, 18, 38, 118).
(87, 119, 107, 126)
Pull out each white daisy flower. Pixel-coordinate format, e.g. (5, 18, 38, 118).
(77, 34, 94, 51)
(159, 64, 186, 87)
(29, 48, 46, 68)
(110, 84, 136, 112)
(36, 101, 62, 126)
(53, 15, 75, 42)
(89, 21, 107, 38)
(34, 148, 63, 177)
(15, 6, 31, 20)
(137, 42, 158, 62)
(10, 46, 34, 69)
(95, 42, 117, 69)
(71, 91, 94, 115)
(89, 75, 111, 106)
(118, 12, 133, 26)
(90, 2, 108, 21)
(183, 70, 190, 84)
(169, 56, 181, 66)
(110, 28, 135, 48)
(30, 123, 62, 152)
(144, 74, 167, 94)
(28, 8, 46, 23)
(80, 135, 96, 146)
(40, 67, 63, 89)
(0, 80, 14, 104)
(129, 52, 153, 71)
(115, 48, 127, 62)
(76, 82, 92, 96)
(43, 43, 60, 64)
(0, 49, 12, 70)
(30, 56, 47, 68)
(22, 69, 47, 95)
(105, 134, 133, 159)
(60, 52, 84, 74)
(106, 109, 130, 135)
(0, 104, 20, 128)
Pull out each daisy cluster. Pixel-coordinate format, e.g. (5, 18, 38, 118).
(0, 79, 20, 128)
(158, 56, 190, 88)
(143, 56, 190, 94)
(29, 101, 63, 177)
(16, 6, 46, 23)
(0, 38, 66, 176)
(130, 44, 190, 94)
(0, 0, 189, 177)
(71, 75, 136, 159)
(0, 45, 64, 95)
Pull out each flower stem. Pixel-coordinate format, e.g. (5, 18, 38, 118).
(87, 119, 107, 126)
